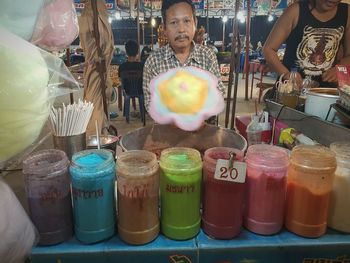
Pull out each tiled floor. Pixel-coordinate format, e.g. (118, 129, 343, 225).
(1, 72, 275, 210)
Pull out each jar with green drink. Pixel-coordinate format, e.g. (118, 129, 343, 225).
(159, 147, 202, 240)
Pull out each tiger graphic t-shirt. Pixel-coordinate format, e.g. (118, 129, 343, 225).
(282, 1, 348, 85)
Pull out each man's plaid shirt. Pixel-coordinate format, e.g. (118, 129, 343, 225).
(142, 43, 226, 111)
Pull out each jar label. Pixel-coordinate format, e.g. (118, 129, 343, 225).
(120, 183, 151, 198)
(214, 159, 246, 183)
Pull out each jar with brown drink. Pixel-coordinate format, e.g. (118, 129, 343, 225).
(117, 150, 160, 245)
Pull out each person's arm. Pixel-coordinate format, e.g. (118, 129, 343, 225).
(322, 6, 350, 83)
(263, 3, 302, 84)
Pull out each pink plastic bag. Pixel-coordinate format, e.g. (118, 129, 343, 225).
(31, 0, 79, 51)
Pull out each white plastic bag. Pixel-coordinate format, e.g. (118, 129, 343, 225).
(31, 0, 79, 51)
(0, 179, 37, 263)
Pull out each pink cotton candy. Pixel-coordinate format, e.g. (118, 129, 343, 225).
(31, 0, 78, 51)
(149, 66, 225, 131)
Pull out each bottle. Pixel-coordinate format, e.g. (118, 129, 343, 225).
(328, 142, 350, 233)
(244, 144, 289, 235)
(289, 68, 299, 92)
(279, 68, 299, 108)
(202, 147, 245, 239)
(246, 114, 262, 146)
(70, 149, 116, 244)
(259, 111, 272, 144)
(23, 149, 73, 245)
(117, 150, 160, 245)
(285, 145, 336, 238)
(159, 147, 202, 240)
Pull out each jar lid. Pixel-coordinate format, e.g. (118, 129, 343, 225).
(290, 145, 336, 169)
(71, 149, 114, 177)
(245, 144, 289, 169)
(117, 150, 158, 177)
(204, 147, 244, 166)
(159, 147, 202, 172)
(330, 141, 350, 160)
(23, 149, 69, 178)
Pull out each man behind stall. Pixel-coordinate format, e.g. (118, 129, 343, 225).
(142, 0, 225, 113)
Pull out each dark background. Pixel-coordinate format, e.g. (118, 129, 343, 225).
(72, 15, 277, 49)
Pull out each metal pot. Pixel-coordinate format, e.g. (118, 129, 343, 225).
(119, 124, 247, 158)
(87, 135, 119, 156)
(305, 88, 339, 120)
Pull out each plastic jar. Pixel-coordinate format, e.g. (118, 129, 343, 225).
(117, 150, 160, 245)
(70, 149, 116, 244)
(328, 142, 350, 233)
(285, 145, 336, 238)
(202, 147, 245, 239)
(23, 149, 73, 245)
(244, 144, 289, 235)
(159, 147, 202, 240)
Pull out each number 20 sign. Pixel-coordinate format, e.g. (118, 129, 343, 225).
(214, 159, 247, 183)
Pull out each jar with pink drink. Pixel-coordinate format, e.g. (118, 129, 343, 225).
(244, 144, 289, 235)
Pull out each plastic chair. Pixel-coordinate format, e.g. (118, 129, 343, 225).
(120, 70, 146, 125)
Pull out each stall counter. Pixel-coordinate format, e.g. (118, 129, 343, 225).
(30, 234, 197, 263)
(30, 229, 350, 263)
(197, 229, 350, 263)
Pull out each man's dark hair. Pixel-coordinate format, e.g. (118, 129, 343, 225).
(125, 40, 139, 57)
(161, 0, 196, 24)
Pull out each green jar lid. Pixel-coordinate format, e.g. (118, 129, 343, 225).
(159, 147, 202, 173)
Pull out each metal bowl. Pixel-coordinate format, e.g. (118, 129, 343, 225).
(87, 135, 119, 152)
(120, 124, 247, 158)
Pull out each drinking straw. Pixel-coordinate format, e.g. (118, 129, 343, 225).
(49, 100, 94, 136)
(95, 120, 100, 150)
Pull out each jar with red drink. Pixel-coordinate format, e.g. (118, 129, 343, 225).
(202, 147, 245, 239)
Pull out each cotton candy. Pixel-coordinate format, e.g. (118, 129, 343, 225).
(149, 66, 225, 131)
(0, 0, 44, 40)
(0, 41, 49, 165)
(31, 0, 79, 51)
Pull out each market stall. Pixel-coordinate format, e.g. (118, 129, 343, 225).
(2, 1, 350, 263)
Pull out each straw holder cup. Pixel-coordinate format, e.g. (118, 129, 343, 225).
(53, 133, 87, 160)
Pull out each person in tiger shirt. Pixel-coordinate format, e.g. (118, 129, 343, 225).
(263, 0, 350, 88)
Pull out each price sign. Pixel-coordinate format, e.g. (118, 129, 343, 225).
(214, 159, 246, 183)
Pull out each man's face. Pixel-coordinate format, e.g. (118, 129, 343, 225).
(316, 0, 341, 12)
(163, 2, 197, 51)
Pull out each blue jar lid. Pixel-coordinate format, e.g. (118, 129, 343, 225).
(70, 149, 115, 178)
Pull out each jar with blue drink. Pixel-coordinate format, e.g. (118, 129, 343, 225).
(70, 149, 116, 244)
